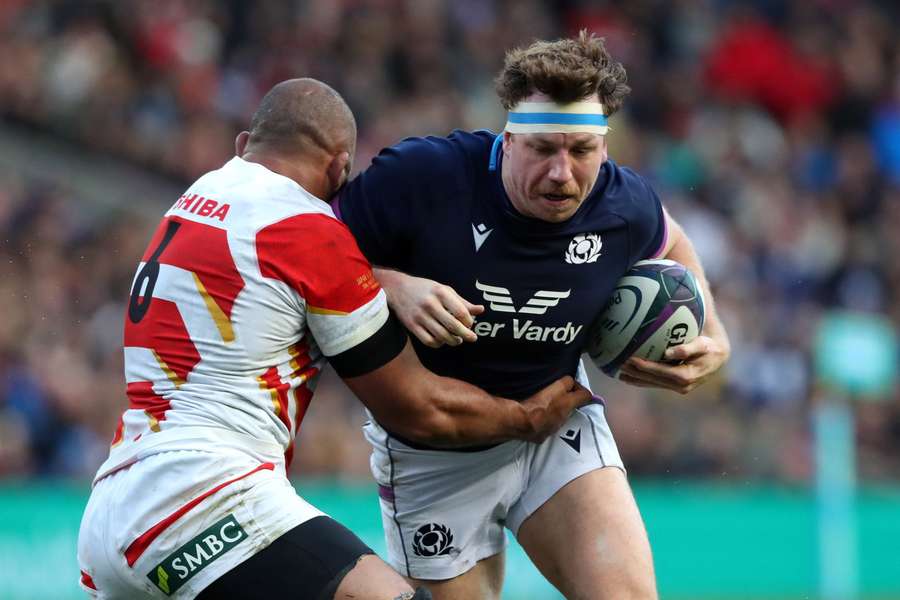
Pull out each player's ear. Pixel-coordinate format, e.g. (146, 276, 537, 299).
(326, 151, 351, 196)
(502, 131, 513, 156)
(235, 131, 250, 156)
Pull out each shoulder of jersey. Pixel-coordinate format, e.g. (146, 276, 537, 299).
(384, 129, 491, 175)
(596, 160, 655, 211)
(609, 162, 653, 195)
(450, 128, 496, 152)
(177, 157, 337, 231)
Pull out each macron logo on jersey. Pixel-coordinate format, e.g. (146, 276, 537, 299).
(472, 223, 493, 252)
(475, 281, 570, 315)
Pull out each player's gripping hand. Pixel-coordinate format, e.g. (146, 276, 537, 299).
(618, 334, 729, 395)
(519, 376, 592, 443)
(374, 268, 484, 348)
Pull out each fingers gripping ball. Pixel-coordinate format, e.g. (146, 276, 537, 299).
(587, 259, 705, 377)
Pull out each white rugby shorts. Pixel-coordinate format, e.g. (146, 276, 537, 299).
(364, 400, 623, 580)
(77, 448, 323, 598)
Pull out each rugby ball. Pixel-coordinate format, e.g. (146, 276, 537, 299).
(587, 259, 705, 377)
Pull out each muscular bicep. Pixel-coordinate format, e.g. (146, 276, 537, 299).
(319, 307, 458, 443)
(340, 338, 440, 437)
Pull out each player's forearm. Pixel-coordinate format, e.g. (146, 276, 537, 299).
(344, 342, 537, 446)
(384, 378, 537, 448)
(390, 373, 589, 447)
(346, 341, 584, 447)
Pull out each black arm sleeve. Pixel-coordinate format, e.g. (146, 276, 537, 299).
(328, 310, 408, 378)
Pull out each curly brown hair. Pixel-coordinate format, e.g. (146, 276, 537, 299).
(494, 30, 630, 116)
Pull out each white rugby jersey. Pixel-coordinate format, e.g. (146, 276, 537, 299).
(95, 157, 395, 483)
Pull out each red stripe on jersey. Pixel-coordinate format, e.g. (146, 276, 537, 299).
(124, 462, 275, 567)
(288, 341, 315, 436)
(126, 381, 171, 425)
(110, 417, 125, 447)
(293, 385, 313, 437)
(124, 299, 200, 383)
(256, 213, 381, 313)
(142, 216, 244, 322)
(259, 367, 292, 434)
(80, 570, 97, 590)
(288, 339, 318, 381)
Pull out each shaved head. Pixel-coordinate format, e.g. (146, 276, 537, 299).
(247, 78, 356, 161)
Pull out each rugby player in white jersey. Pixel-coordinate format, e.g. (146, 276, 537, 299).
(76, 78, 592, 600)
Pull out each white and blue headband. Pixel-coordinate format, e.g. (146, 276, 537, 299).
(504, 101, 609, 135)
(488, 100, 609, 170)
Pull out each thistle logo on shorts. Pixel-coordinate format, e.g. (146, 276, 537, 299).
(412, 523, 455, 557)
(148, 514, 247, 595)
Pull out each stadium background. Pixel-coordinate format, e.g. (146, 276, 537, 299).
(0, 0, 898, 598)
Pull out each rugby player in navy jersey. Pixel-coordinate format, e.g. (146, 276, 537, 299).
(334, 32, 731, 599)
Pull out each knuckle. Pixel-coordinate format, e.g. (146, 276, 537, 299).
(674, 369, 695, 386)
(435, 284, 453, 298)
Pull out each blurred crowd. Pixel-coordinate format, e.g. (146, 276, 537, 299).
(1, 0, 898, 482)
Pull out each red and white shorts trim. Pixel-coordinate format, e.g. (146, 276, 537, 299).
(77, 449, 322, 598)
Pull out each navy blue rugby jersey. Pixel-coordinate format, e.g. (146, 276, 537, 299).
(336, 129, 666, 400)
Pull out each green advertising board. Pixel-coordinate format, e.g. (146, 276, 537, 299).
(1, 480, 900, 600)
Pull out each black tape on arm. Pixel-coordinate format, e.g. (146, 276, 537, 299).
(329, 311, 408, 378)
